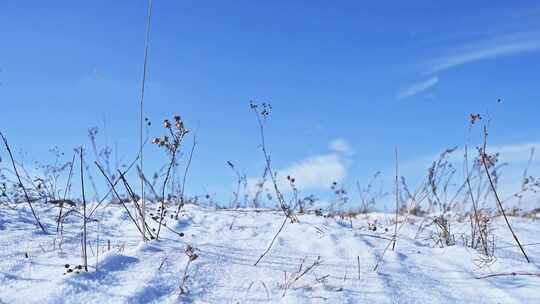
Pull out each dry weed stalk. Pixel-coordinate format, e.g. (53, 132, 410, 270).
(57, 153, 76, 233)
(138, 0, 154, 243)
(392, 147, 399, 251)
(175, 133, 197, 217)
(279, 256, 323, 296)
(0, 131, 46, 232)
(179, 245, 199, 295)
(373, 178, 432, 272)
(95, 162, 148, 239)
(480, 126, 529, 263)
(475, 271, 540, 279)
(251, 102, 297, 266)
(117, 169, 185, 238)
(227, 160, 248, 208)
(152, 115, 189, 239)
(357, 171, 387, 214)
(79, 148, 88, 272)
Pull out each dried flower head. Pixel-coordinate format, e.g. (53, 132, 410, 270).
(476, 147, 499, 169)
(469, 113, 482, 125)
(176, 121, 184, 130)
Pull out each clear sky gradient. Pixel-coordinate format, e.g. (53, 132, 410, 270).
(1, 1, 540, 208)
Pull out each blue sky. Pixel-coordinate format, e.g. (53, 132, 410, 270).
(1, 1, 540, 209)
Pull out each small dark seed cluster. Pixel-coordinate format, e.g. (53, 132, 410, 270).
(63, 264, 85, 275)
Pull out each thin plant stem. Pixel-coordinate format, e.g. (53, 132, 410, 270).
(0, 131, 46, 233)
(139, 0, 153, 243)
(57, 153, 76, 233)
(392, 147, 398, 251)
(80, 147, 88, 272)
(481, 126, 529, 263)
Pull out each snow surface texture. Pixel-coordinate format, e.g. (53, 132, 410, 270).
(0, 204, 539, 303)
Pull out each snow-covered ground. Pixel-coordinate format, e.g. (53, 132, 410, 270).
(1, 204, 539, 303)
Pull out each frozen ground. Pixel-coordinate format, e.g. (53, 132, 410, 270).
(1, 203, 539, 303)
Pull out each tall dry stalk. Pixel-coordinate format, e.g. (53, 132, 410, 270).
(392, 147, 398, 251)
(250, 102, 297, 267)
(481, 126, 529, 263)
(138, 0, 153, 242)
(80, 147, 88, 272)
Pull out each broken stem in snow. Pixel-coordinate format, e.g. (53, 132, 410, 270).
(254, 216, 288, 266)
(475, 272, 540, 279)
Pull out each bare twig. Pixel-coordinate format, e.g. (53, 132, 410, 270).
(475, 272, 540, 279)
(280, 256, 322, 296)
(158, 255, 168, 271)
(254, 216, 288, 266)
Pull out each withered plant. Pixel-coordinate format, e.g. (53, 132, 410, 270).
(251, 102, 298, 267)
(152, 115, 189, 239)
(357, 171, 387, 214)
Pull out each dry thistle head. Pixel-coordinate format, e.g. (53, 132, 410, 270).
(476, 147, 499, 169)
(174, 115, 184, 130)
(260, 102, 272, 117)
(250, 101, 272, 117)
(154, 115, 189, 153)
(469, 113, 482, 125)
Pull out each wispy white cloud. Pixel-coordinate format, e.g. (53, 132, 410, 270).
(247, 154, 346, 193)
(428, 32, 540, 73)
(278, 154, 347, 190)
(245, 139, 350, 194)
(397, 76, 439, 99)
(489, 142, 539, 163)
(329, 138, 353, 155)
(397, 142, 540, 189)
